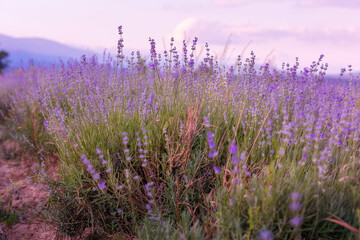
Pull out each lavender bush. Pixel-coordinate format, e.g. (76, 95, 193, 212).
(0, 26, 360, 239)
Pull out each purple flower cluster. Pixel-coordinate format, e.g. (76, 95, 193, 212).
(207, 131, 218, 158)
(135, 128, 149, 167)
(117, 25, 124, 63)
(230, 140, 238, 165)
(81, 153, 106, 190)
(144, 181, 160, 221)
(122, 132, 132, 161)
(289, 192, 303, 227)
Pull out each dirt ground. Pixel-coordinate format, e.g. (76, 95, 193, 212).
(0, 138, 58, 240)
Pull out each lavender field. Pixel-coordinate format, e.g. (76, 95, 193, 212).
(1, 27, 360, 239)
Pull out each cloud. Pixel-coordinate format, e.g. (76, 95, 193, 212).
(162, 4, 188, 11)
(213, 0, 360, 8)
(298, 0, 360, 8)
(289, 27, 360, 44)
(171, 17, 234, 44)
(213, 0, 282, 7)
(162, 2, 207, 11)
(171, 18, 360, 45)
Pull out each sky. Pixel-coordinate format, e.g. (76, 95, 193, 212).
(1, 0, 360, 74)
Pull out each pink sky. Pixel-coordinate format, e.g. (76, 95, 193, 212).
(1, 0, 359, 74)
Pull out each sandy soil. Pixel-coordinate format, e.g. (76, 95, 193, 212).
(0, 140, 58, 240)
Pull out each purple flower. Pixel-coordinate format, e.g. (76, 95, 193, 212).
(146, 203, 152, 210)
(102, 160, 108, 165)
(207, 131, 214, 141)
(291, 192, 302, 202)
(232, 178, 240, 184)
(289, 202, 302, 212)
(93, 173, 100, 180)
(230, 141, 238, 155)
(83, 158, 90, 165)
(98, 181, 106, 190)
(232, 155, 239, 165)
(106, 168, 112, 173)
(240, 151, 247, 161)
(258, 229, 273, 240)
(81, 154, 86, 159)
(213, 166, 221, 174)
(96, 148, 102, 154)
(203, 116, 210, 128)
(209, 150, 218, 158)
(86, 164, 93, 172)
(290, 216, 303, 227)
(118, 25, 123, 35)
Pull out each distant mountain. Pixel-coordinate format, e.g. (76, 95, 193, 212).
(0, 34, 94, 68)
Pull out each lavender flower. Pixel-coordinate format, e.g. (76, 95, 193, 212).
(258, 229, 274, 240)
(93, 173, 100, 180)
(86, 164, 93, 172)
(230, 141, 238, 155)
(291, 192, 302, 202)
(290, 216, 303, 227)
(213, 166, 221, 174)
(203, 116, 210, 128)
(209, 150, 218, 158)
(98, 181, 106, 190)
(240, 151, 247, 162)
(96, 148, 102, 154)
(289, 202, 302, 212)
